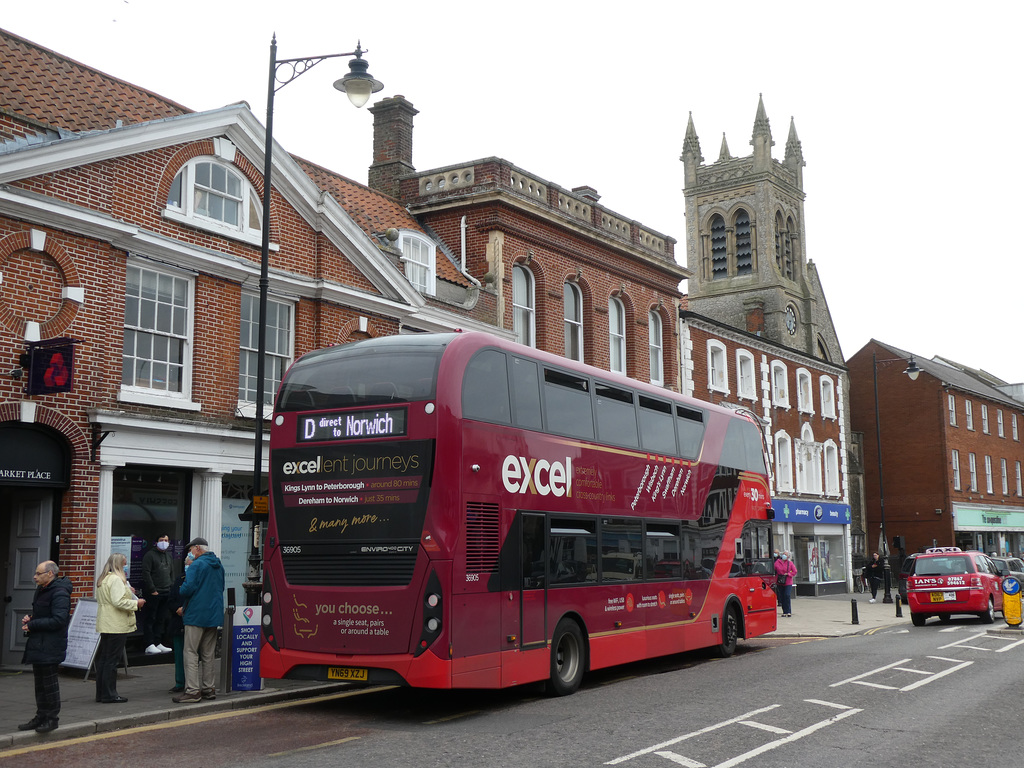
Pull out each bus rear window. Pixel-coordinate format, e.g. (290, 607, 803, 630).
(277, 346, 442, 411)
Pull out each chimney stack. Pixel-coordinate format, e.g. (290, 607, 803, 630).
(368, 95, 418, 198)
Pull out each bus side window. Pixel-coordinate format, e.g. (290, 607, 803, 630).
(544, 369, 595, 440)
(721, 419, 768, 474)
(510, 356, 543, 431)
(639, 395, 676, 456)
(595, 382, 639, 448)
(676, 405, 706, 460)
(463, 350, 511, 424)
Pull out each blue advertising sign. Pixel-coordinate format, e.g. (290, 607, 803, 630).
(771, 499, 852, 525)
(232, 606, 262, 691)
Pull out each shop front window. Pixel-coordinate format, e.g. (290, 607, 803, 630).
(111, 467, 191, 589)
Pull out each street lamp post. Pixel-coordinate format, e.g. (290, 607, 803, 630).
(872, 351, 921, 604)
(245, 35, 383, 607)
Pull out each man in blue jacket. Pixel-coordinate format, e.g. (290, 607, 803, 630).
(19, 560, 72, 733)
(173, 537, 224, 703)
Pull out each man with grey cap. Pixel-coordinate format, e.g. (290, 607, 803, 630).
(173, 537, 224, 703)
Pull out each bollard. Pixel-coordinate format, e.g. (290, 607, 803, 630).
(895, 594, 903, 618)
(851, 599, 859, 625)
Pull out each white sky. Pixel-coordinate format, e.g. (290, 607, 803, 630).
(6, 1, 1024, 382)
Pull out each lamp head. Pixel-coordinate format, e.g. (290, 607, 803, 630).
(903, 356, 922, 381)
(333, 43, 384, 108)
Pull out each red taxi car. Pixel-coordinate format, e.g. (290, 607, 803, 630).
(907, 547, 1004, 626)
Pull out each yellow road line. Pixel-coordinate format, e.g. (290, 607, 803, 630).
(267, 735, 361, 756)
(0, 686, 397, 758)
(423, 710, 480, 724)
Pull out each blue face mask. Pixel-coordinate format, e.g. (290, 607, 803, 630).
(781, 554, 789, 560)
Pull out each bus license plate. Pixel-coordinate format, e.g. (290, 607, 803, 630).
(328, 667, 368, 681)
(930, 592, 955, 603)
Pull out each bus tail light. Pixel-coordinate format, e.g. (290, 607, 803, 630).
(262, 575, 278, 650)
(415, 570, 443, 657)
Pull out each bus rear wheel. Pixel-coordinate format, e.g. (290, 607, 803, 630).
(716, 606, 740, 658)
(547, 619, 585, 696)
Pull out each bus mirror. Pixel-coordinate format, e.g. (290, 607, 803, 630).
(765, 506, 775, 520)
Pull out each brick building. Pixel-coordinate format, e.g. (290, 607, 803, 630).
(849, 340, 1024, 557)
(0, 28, 684, 662)
(366, 96, 685, 385)
(679, 98, 855, 594)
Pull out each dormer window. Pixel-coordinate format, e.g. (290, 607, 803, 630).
(165, 156, 262, 245)
(400, 231, 436, 296)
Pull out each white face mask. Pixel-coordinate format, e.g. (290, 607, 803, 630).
(781, 554, 789, 560)
(157, 541, 170, 551)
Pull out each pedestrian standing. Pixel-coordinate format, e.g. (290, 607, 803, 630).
(174, 537, 224, 703)
(141, 533, 174, 655)
(866, 552, 885, 603)
(18, 561, 72, 734)
(167, 552, 192, 693)
(95, 552, 145, 704)
(774, 551, 798, 618)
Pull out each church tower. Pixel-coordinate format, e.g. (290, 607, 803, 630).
(681, 95, 841, 363)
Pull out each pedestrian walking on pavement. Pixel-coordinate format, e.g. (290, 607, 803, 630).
(167, 552, 192, 694)
(174, 537, 224, 704)
(866, 552, 885, 603)
(774, 551, 798, 617)
(18, 560, 72, 734)
(141, 533, 174, 655)
(95, 552, 145, 704)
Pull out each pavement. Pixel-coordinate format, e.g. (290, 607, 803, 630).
(1, 592, 997, 751)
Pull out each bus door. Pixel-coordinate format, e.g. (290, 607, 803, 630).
(520, 512, 547, 648)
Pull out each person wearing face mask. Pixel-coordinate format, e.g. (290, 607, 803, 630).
(141, 534, 174, 655)
(865, 552, 885, 603)
(774, 550, 798, 618)
(95, 552, 145, 703)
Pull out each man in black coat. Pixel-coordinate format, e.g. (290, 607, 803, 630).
(19, 560, 72, 734)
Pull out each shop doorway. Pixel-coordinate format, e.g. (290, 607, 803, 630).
(1, 488, 56, 667)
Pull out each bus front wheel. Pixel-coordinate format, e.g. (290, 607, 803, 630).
(716, 606, 740, 658)
(547, 618, 585, 696)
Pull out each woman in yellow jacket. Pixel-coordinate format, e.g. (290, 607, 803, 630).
(95, 553, 145, 703)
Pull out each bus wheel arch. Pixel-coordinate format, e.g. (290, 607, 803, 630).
(546, 615, 588, 696)
(716, 599, 743, 658)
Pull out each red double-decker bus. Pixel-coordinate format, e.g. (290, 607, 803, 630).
(260, 331, 776, 695)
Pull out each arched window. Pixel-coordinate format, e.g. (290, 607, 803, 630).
(166, 156, 261, 244)
(512, 265, 535, 347)
(609, 297, 626, 374)
(400, 231, 436, 296)
(563, 281, 583, 361)
(710, 214, 727, 280)
(771, 361, 789, 407)
(820, 376, 836, 419)
(774, 210, 793, 279)
(824, 440, 840, 496)
(736, 349, 756, 400)
(796, 423, 822, 494)
(735, 209, 752, 275)
(648, 311, 663, 386)
(707, 340, 728, 393)
(796, 368, 813, 413)
(775, 432, 793, 492)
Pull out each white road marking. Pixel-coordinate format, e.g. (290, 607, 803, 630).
(604, 706, 781, 765)
(938, 632, 987, 649)
(654, 752, 706, 767)
(711, 708, 862, 768)
(830, 658, 912, 687)
(738, 720, 792, 734)
(899, 659, 973, 691)
(804, 699, 854, 709)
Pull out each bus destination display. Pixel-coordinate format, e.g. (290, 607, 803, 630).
(297, 407, 407, 442)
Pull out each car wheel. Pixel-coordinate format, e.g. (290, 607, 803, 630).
(716, 605, 740, 658)
(911, 612, 927, 627)
(546, 618, 585, 696)
(938, 614, 952, 623)
(979, 598, 995, 624)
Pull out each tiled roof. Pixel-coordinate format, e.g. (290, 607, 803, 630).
(298, 158, 471, 288)
(0, 27, 191, 132)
